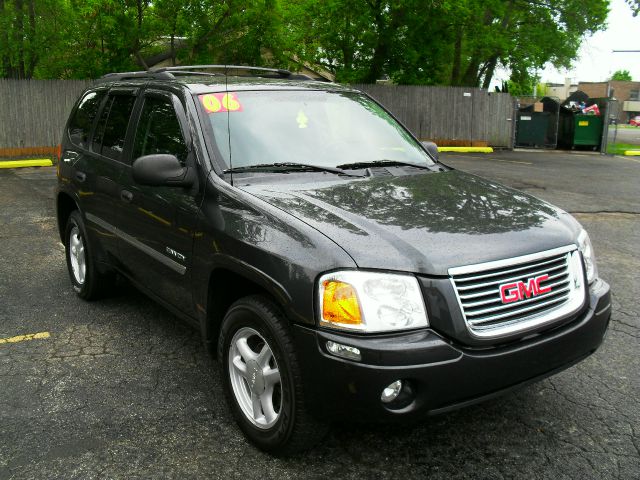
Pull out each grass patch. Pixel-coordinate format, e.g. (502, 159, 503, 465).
(607, 143, 640, 155)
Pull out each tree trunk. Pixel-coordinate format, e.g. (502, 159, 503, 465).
(26, 0, 36, 78)
(15, 0, 26, 78)
(481, 54, 499, 89)
(450, 27, 462, 85)
(0, 0, 10, 77)
(364, 1, 405, 83)
(460, 52, 481, 87)
(342, 15, 353, 70)
(133, 0, 145, 69)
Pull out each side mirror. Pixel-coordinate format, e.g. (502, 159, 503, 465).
(132, 154, 195, 188)
(421, 141, 439, 161)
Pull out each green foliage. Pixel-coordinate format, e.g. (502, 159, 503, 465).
(611, 69, 633, 81)
(0, 0, 610, 86)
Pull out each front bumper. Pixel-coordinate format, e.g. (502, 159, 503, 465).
(292, 279, 611, 422)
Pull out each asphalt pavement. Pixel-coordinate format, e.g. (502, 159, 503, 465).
(611, 127, 640, 146)
(0, 151, 638, 479)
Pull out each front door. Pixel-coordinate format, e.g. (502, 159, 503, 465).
(116, 91, 200, 315)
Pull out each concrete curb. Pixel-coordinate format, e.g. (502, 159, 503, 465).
(438, 147, 494, 153)
(0, 159, 53, 169)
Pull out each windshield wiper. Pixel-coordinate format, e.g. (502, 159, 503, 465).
(224, 162, 364, 177)
(336, 160, 436, 171)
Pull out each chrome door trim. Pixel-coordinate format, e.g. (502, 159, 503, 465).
(85, 212, 186, 275)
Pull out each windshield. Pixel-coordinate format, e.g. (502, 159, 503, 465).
(199, 90, 435, 170)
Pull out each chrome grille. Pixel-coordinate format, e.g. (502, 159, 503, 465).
(449, 245, 586, 338)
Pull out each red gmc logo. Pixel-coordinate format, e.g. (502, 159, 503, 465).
(499, 275, 552, 303)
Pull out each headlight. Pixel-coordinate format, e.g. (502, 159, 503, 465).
(318, 270, 429, 333)
(577, 229, 598, 284)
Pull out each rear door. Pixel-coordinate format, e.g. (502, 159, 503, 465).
(66, 88, 138, 261)
(116, 89, 200, 315)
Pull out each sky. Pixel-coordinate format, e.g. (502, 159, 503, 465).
(540, 0, 640, 84)
(491, 0, 640, 87)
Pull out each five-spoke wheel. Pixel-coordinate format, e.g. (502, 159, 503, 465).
(68, 225, 86, 285)
(64, 211, 113, 299)
(228, 327, 282, 428)
(219, 296, 328, 455)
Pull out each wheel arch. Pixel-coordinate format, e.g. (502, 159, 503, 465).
(57, 191, 79, 244)
(203, 265, 293, 358)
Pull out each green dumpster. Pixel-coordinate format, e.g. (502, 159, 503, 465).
(559, 114, 603, 149)
(573, 115, 603, 147)
(516, 112, 550, 147)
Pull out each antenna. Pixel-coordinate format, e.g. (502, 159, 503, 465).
(225, 65, 233, 186)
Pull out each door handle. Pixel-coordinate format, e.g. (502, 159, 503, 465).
(75, 171, 86, 182)
(120, 190, 133, 202)
(62, 151, 79, 163)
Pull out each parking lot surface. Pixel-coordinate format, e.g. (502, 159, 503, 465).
(1, 151, 638, 479)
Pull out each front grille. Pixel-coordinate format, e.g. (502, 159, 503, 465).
(449, 245, 586, 338)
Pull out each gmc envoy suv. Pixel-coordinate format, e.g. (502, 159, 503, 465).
(56, 65, 611, 455)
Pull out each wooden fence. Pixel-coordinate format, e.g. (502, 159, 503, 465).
(0, 79, 516, 157)
(354, 84, 516, 148)
(0, 79, 93, 157)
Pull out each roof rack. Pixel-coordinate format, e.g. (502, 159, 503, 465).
(97, 65, 315, 83)
(96, 70, 174, 83)
(152, 65, 295, 77)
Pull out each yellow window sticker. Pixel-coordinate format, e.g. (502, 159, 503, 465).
(296, 110, 308, 128)
(200, 93, 243, 113)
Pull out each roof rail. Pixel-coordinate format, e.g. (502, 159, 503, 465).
(97, 65, 316, 84)
(96, 70, 174, 83)
(151, 65, 294, 77)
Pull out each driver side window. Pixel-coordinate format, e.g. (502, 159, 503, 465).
(134, 96, 188, 164)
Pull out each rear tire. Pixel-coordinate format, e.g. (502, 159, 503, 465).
(218, 295, 328, 455)
(64, 211, 113, 300)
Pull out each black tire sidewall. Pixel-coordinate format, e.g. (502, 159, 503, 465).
(219, 300, 297, 452)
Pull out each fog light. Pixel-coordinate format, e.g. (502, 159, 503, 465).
(381, 380, 403, 403)
(326, 341, 361, 361)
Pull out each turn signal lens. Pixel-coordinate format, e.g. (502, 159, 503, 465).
(318, 271, 429, 333)
(322, 280, 362, 325)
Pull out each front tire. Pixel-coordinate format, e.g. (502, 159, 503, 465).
(219, 295, 327, 455)
(64, 211, 112, 300)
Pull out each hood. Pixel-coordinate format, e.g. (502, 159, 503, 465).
(239, 170, 580, 276)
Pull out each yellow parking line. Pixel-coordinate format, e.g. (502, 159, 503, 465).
(0, 159, 53, 168)
(438, 147, 494, 153)
(0, 331, 50, 344)
(490, 158, 533, 165)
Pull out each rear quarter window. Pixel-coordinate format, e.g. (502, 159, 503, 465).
(67, 91, 105, 149)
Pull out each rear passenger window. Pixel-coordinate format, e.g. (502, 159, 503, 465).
(68, 91, 104, 149)
(133, 97, 188, 164)
(92, 94, 136, 161)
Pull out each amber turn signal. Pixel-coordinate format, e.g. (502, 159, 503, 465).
(322, 280, 362, 325)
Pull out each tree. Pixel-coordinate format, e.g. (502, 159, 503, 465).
(611, 69, 632, 81)
(0, 0, 612, 85)
(0, 0, 68, 78)
(288, 0, 609, 87)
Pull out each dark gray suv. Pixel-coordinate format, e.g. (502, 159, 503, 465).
(56, 66, 611, 455)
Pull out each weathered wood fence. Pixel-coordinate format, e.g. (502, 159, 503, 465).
(354, 84, 517, 148)
(0, 79, 93, 157)
(0, 79, 517, 157)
